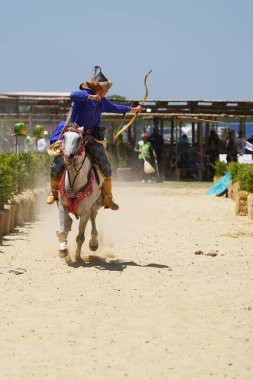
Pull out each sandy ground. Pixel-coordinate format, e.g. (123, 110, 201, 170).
(0, 181, 252, 380)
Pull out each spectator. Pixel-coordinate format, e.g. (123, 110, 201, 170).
(205, 129, 221, 178)
(166, 146, 177, 180)
(24, 136, 36, 152)
(206, 130, 220, 164)
(189, 143, 201, 169)
(147, 117, 159, 136)
(37, 130, 50, 152)
(148, 126, 164, 179)
(225, 129, 237, 163)
(135, 132, 155, 182)
(177, 134, 190, 168)
(235, 130, 247, 155)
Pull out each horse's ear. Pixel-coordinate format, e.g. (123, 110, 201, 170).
(78, 127, 84, 133)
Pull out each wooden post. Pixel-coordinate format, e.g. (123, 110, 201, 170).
(128, 124, 131, 143)
(29, 115, 32, 135)
(179, 121, 182, 138)
(133, 122, 136, 143)
(175, 119, 180, 180)
(205, 122, 210, 143)
(171, 118, 174, 146)
(192, 122, 195, 144)
(15, 135, 18, 157)
(240, 117, 246, 136)
(198, 123, 203, 181)
(160, 118, 164, 137)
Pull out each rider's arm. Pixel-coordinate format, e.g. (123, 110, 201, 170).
(50, 121, 65, 144)
(102, 98, 131, 114)
(102, 98, 143, 114)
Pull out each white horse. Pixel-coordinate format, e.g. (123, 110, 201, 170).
(57, 125, 103, 264)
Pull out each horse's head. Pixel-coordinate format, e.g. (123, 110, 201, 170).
(62, 125, 84, 165)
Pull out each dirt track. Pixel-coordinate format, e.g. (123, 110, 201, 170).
(0, 182, 252, 380)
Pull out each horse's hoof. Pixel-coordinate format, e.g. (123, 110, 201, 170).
(89, 242, 98, 251)
(59, 249, 68, 258)
(65, 255, 72, 265)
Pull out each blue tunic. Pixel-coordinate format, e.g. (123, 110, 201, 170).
(50, 90, 131, 144)
(70, 89, 131, 129)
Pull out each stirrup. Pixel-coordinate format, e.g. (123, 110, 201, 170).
(103, 195, 119, 211)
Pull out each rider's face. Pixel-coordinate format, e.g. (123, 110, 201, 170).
(98, 88, 109, 98)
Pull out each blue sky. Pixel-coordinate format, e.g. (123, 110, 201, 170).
(1, 0, 253, 100)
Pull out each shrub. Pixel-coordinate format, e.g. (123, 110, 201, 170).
(237, 164, 253, 193)
(0, 163, 14, 208)
(227, 162, 240, 183)
(0, 151, 51, 204)
(212, 160, 227, 177)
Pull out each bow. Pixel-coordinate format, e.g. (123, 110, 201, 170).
(113, 69, 152, 143)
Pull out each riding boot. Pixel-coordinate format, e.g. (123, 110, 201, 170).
(47, 178, 60, 204)
(102, 178, 119, 211)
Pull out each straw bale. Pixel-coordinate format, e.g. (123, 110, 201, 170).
(247, 193, 253, 220)
(232, 182, 240, 201)
(237, 190, 248, 200)
(235, 191, 248, 216)
(227, 181, 233, 199)
(3, 205, 11, 235)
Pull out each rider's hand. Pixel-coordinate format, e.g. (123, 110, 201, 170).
(130, 105, 143, 113)
(88, 94, 101, 102)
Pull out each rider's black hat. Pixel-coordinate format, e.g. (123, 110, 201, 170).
(79, 66, 112, 91)
(93, 66, 112, 89)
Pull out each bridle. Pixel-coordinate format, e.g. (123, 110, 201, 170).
(61, 124, 87, 160)
(61, 124, 90, 200)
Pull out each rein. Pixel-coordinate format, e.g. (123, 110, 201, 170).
(66, 153, 87, 198)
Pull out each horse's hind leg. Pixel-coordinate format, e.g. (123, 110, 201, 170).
(75, 216, 89, 262)
(89, 209, 99, 251)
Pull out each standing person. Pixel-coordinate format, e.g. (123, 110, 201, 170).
(47, 66, 142, 210)
(148, 126, 164, 180)
(177, 134, 190, 168)
(135, 132, 155, 182)
(235, 130, 247, 155)
(37, 131, 50, 152)
(225, 129, 237, 163)
(205, 129, 221, 178)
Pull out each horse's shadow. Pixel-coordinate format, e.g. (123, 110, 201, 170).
(69, 257, 171, 272)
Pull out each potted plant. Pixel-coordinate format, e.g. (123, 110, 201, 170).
(0, 163, 14, 241)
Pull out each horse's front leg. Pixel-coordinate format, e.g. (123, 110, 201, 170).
(75, 216, 89, 262)
(57, 203, 73, 264)
(89, 210, 99, 251)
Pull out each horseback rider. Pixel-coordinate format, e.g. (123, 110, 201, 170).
(47, 66, 142, 210)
